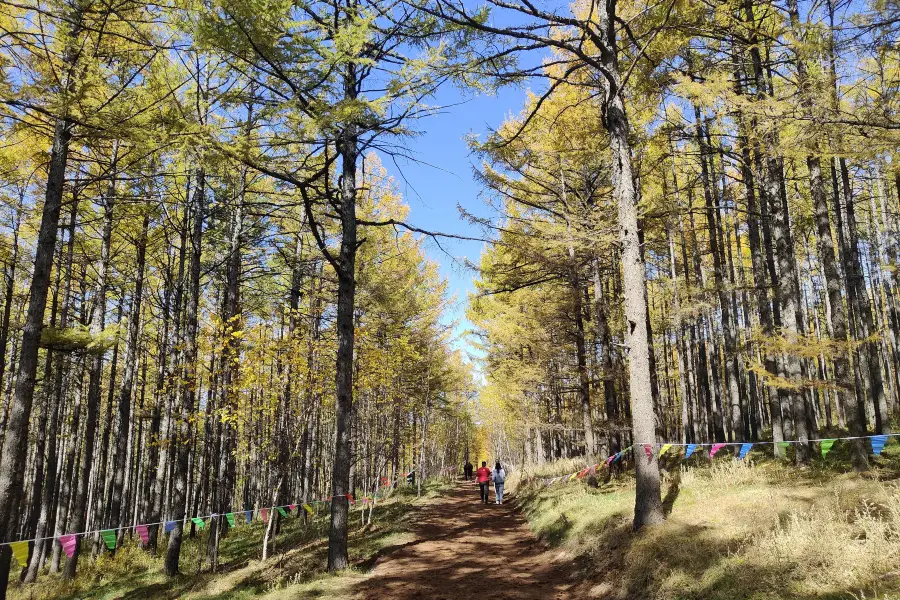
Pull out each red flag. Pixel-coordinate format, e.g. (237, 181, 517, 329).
(135, 525, 150, 545)
(260, 508, 269, 524)
(643, 444, 653, 460)
(346, 493, 355, 504)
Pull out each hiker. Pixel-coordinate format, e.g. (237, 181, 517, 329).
(492, 461, 506, 504)
(476, 461, 491, 504)
(463, 460, 473, 480)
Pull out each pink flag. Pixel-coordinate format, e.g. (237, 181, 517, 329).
(135, 525, 150, 545)
(643, 444, 652, 460)
(710, 443, 726, 457)
(59, 534, 77, 558)
(289, 504, 296, 511)
(260, 508, 269, 524)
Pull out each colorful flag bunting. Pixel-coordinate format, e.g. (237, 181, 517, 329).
(710, 443, 726, 457)
(605, 454, 615, 465)
(260, 508, 269, 524)
(191, 517, 205, 530)
(225, 513, 235, 527)
(685, 444, 697, 459)
(738, 443, 753, 460)
(821, 439, 836, 457)
(658, 444, 672, 458)
(10, 541, 28, 567)
(101, 529, 117, 550)
(59, 534, 77, 558)
(136, 525, 149, 545)
(871, 435, 888, 455)
(277, 507, 288, 517)
(302, 504, 313, 515)
(164, 521, 176, 533)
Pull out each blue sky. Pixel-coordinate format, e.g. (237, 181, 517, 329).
(385, 84, 528, 358)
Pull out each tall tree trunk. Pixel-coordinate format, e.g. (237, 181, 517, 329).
(596, 0, 663, 529)
(165, 168, 205, 576)
(108, 212, 150, 535)
(0, 111, 74, 592)
(64, 151, 117, 578)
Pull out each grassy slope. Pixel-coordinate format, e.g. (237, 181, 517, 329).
(6, 483, 448, 600)
(513, 444, 900, 600)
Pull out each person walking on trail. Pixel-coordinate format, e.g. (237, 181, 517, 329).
(463, 460, 473, 481)
(492, 462, 506, 504)
(476, 461, 491, 504)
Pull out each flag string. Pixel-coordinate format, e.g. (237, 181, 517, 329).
(528, 432, 899, 487)
(0, 476, 406, 548)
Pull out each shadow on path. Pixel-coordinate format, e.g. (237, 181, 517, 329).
(352, 481, 578, 600)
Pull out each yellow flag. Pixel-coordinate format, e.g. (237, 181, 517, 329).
(302, 503, 314, 515)
(658, 444, 673, 458)
(11, 541, 28, 567)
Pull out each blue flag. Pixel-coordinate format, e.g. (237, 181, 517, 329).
(685, 444, 698, 459)
(871, 435, 889, 455)
(245, 510, 253, 524)
(738, 443, 753, 460)
(164, 521, 176, 533)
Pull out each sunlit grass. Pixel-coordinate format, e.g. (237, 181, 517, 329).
(514, 442, 900, 600)
(6, 481, 448, 600)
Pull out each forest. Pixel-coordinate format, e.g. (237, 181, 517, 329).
(0, 0, 899, 597)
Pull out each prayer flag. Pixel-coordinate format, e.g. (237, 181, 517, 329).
(289, 504, 296, 511)
(710, 443, 726, 458)
(225, 513, 235, 527)
(59, 534, 77, 558)
(821, 439, 836, 457)
(658, 444, 673, 458)
(191, 517, 205, 530)
(685, 444, 697, 459)
(260, 508, 268, 524)
(10, 541, 28, 567)
(346, 494, 355, 504)
(643, 444, 653, 459)
(777, 441, 790, 455)
(302, 504, 313, 515)
(164, 521, 176, 533)
(605, 454, 615, 466)
(277, 507, 288, 517)
(136, 525, 150, 545)
(380, 476, 390, 486)
(101, 530, 117, 550)
(245, 511, 252, 524)
(738, 443, 753, 460)
(871, 435, 889, 455)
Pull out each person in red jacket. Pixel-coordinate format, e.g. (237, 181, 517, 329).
(475, 461, 491, 504)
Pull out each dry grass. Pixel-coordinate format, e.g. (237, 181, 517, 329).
(6, 483, 443, 600)
(515, 449, 900, 600)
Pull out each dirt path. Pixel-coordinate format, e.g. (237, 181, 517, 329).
(352, 481, 578, 600)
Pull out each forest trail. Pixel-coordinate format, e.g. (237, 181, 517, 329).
(351, 481, 579, 600)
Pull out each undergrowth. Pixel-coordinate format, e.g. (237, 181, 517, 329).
(513, 442, 900, 600)
(6, 481, 446, 600)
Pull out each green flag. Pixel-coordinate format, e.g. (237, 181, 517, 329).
(191, 517, 205, 530)
(101, 530, 117, 550)
(302, 503, 314, 515)
(225, 513, 235, 527)
(276, 507, 288, 518)
(777, 442, 790, 455)
(821, 439, 836, 458)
